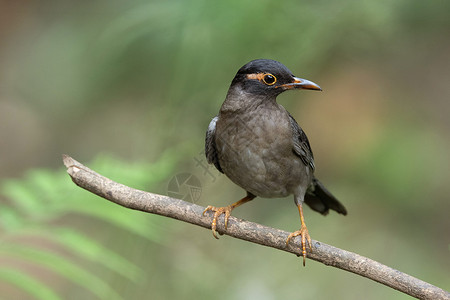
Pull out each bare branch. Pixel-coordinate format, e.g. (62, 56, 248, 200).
(62, 155, 449, 300)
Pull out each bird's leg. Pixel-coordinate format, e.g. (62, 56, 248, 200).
(286, 203, 312, 266)
(203, 194, 255, 239)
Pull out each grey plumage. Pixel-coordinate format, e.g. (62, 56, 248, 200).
(205, 83, 347, 216)
(203, 59, 347, 264)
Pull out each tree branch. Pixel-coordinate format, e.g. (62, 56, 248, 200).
(62, 155, 449, 300)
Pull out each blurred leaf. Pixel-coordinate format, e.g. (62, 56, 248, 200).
(0, 267, 61, 300)
(2, 180, 42, 216)
(0, 246, 122, 300)
(0, 206, 23, 232)
(30, 227, 144, 282)
(65, 201, 163, 242)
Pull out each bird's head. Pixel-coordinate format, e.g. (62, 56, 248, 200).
(229, 59, 321, 98)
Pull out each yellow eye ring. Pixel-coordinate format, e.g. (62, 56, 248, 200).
(262, 73, 277, 85)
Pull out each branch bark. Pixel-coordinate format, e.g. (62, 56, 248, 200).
(62, 155, 449, 300)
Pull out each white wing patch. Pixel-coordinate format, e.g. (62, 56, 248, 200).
(208, 116, 218, 133)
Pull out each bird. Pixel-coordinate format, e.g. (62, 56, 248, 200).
(203, 59, 347, 265)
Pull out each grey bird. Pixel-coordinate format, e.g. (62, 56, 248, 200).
(204, 59, 347, 265)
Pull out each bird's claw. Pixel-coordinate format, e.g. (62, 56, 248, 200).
(202, 205, 233, 239)
(286, 225, 313, 266)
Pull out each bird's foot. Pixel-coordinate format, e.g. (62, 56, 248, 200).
(286, 225, 312, 266)
(202, 205, 234, 239)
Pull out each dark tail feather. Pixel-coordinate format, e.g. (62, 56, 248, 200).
(304, 177, 347, 216)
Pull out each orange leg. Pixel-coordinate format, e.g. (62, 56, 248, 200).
(286, 203, 312, 266)
(203, 194, 255, 239)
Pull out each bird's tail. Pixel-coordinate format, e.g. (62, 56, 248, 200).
(304, 177, 347, 216)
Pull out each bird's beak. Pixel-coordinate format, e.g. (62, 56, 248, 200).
(280, 77, 322, 91)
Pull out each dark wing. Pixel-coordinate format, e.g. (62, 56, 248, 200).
(288, 112, 315, 171)
(305, 177, 348, 216)
(205, 116, 223, 173)
(288, 114, 347, 216)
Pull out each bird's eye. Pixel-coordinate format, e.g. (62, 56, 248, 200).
(262, 73, 277, 85)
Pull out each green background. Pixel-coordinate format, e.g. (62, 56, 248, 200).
(0, 0, 449, 299)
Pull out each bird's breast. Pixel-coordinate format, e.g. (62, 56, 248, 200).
(216, 106, 310, 198)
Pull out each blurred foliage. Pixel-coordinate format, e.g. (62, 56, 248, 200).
(0, 152, 178, 299)
(0, 0, 449, 299)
